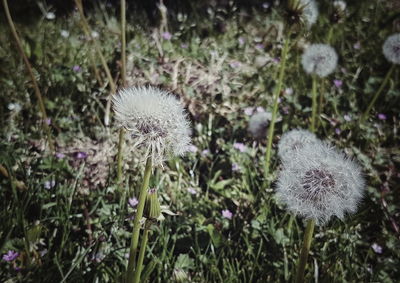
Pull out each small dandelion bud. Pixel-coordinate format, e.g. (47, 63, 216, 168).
(278, 129, 319, 161)
(276, 142, 365, 225)
(144, 188, 161, 220)
(301, 44, 338, 77)
(112, 86, 191, 166)
(248, 112, 270, 139)
(382, 33, 400, 64)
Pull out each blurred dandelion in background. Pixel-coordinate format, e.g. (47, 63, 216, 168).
(382, 33, 400, 64)
(278, 129, 319, 161)
(301, 44, 338, 77)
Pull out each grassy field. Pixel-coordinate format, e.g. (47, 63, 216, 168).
(1, 1, 399, 282)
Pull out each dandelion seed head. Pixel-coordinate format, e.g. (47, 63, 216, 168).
(301, 44, 338, 77)
(382, 33, 400, 64)
(276, 142, 365, 225)
(248, 112, 270, 139)
(278, 129, 319, 161)
(300, 0, 319, 28)
(113, 86, 191, 166)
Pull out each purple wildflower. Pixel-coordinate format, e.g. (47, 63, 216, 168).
(222, 209, 233, 220)
(244, 107, 254, 116)
(333, 79, 343, 88)
(181, 43, 188, 49)
(377, 113, 387, 120)
(233, 142, 246, 153)
(335, 128, 341, 135)
(255, 43, 265, 50)
(76, 152, 88, 159)
(55, 152, 65, 159)
(232, 163, 240, 172)
(353, 41, 361, 50)
(128, 197, 139, 208)
(72, 65, 81, 72)
(44, 180, 56, 190)
(3, 251, 19, 262)
(256, 106, 265, 113)
(201, 149, 210, 156)
(161, 32, 172, 40)
(188, 145, 198, 153)
(238, 37, 245, 45)
(371, 243, 383, 254)
(187, 187, 197, 195)
(272, 57, 280, 63)
(344, 114, 352, 122)
(284, 88, 293, 95)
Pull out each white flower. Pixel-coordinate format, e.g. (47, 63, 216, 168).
(248, 112, 270, 139)
(301, 44, 338, 77)
(300, 0, 318, 28)
(382, 33, 400, 64)
(276, 142, 365, 225)
(278, 129, 319, 161)
(113, 86, 191, 166)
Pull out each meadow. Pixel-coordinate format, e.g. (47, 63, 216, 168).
(0, 0, 399, 282)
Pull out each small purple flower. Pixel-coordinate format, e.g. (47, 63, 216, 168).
(335, 128, 341, 135)
(284, 88, 293, 95)
(229, 61, 241, 68)
(128, 197, 139, 208)
(272, 57, 280, 63)
(232, 163, 240, 172)
(75, 152, 88, 159)
(238, 37, 245, 45)
(43, 118, 51, 125)
(55, 152, 65, 159)
(44, 180, 56, 190)
(201, 149, 210, 156)
(262, 2, 270, 9)
(187, 187, 197, 195)
(371, 243, 383, 254)
(333, 79, 343, 88)
(377, 113, 387, 120)
(255, 43, 265, 50)
(256, 106, 265, 113)
(353, 41, 361, 50)
(72, 65, 81, 72)
(233, 142, 246, 153)
(344, 114, 352, 122)
(244, 107, 254, 116)
(188, 145, 198, 153)
(181, 43, 188, 49)
(161, 32, 172, 40)
(2, 250, 19, 262)
(222, 209, 233, 220)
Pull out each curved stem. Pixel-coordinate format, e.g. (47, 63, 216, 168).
(264, 36, 290, 180)
(133, 221, 151, 283)
(295, 219, 315, 283)
(126, 158, 152, 283)
(361, 65, 395, 123)
(310, 76, 318, 132)
(2, 0, 54, 151)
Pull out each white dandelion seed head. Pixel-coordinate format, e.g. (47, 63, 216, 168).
(300, 0, 319, 28)
(112, 86, 191, 166)
(382, 33, 400, 64)
(301, 44, 338, 77)
(276, 142, 365, 225)
(248, 112, 271, 139)
(278, 129, 319, 161)
(333, 0, 347, 12)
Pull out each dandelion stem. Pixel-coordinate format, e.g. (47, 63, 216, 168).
(2, 0, 54, 152)
(133, 221, 151, 283)
(121, 0, 127, 87)
(295, 218, 315, 283)
(361, 64, 395, 123)
(265, 36, 290, 180)
(310, 76, 318, 132)
(127, 158, 152, 283)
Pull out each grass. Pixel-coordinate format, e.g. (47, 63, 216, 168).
(1, 1, 400, 282)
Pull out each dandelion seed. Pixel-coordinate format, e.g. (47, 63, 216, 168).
(276, 142, 365, 225)
(248, 112, 270, 140)
(112, 86, 191, 166)
(301, 44, 338, 77)
(382, 33, 400, 64)
(222, 209, 233, 219)
(278, 129, 319, 161)
(2, 251, 19, 262)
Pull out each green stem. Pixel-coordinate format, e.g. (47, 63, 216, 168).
(121, 0, 127, 87)
(126, 158, 152, 283)
(117, 129, 125, 184)
(295, 219, 315, 283)
(310, 76, 318, 132)
(133, 221, 151, 283)
(361, 65, 395, 123)
(2, 0, 54, 152)
(264, 36, 290, 180)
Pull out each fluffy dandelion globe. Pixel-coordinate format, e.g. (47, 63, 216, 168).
(301, 44, 338, 77)
(276, 142, 364, 225)
(112, 86, 191, 166)
(248, 112, 270, 139)
(300, 0, 319, 28)
(278, 129, 319, 161)
(382, 33, 400, 64)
